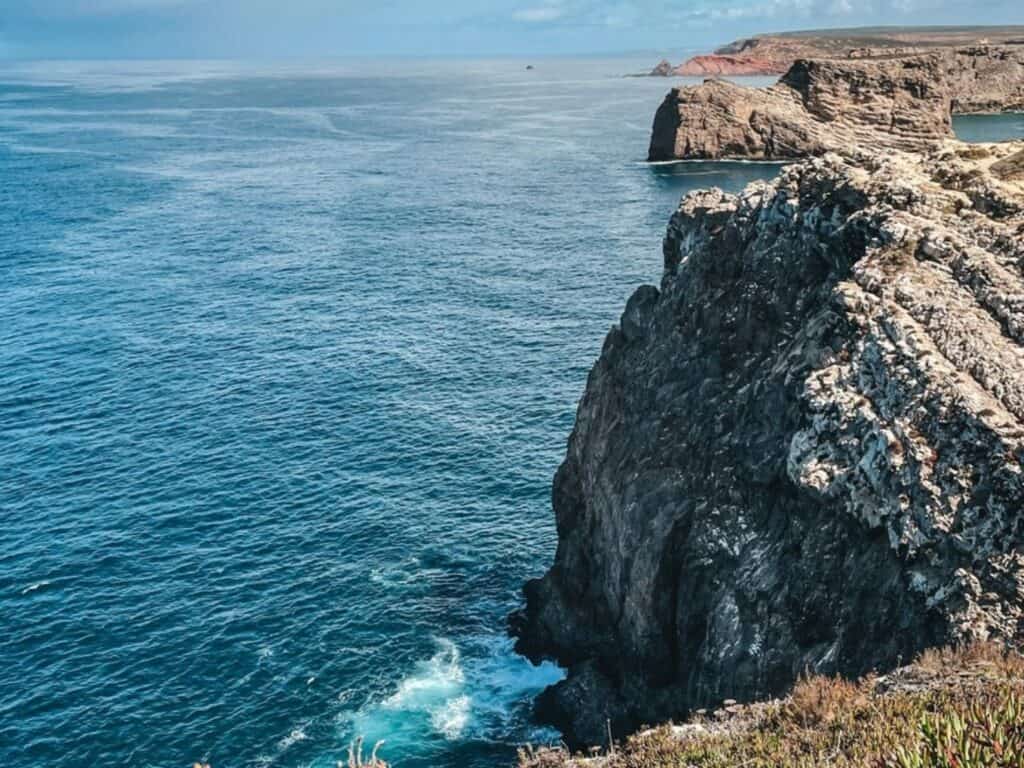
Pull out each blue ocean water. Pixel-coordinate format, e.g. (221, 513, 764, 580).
(954, 112, 1024, 143)
(1, 58, 1020, 768)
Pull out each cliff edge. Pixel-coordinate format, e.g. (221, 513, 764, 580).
(659, 26, 1024, 77)
(511, 140, 1024, 747)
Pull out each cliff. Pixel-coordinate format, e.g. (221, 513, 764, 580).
(673, 55, 781, 77)
(657, 26, 1024, 77)
(511, 140, 1024, 747)
(648, 47, 1024, 162)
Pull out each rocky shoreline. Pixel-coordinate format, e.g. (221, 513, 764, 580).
(512, 82, 1024, 745)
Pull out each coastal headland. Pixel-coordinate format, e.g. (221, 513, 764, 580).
(648, 44, 1024, 161)
(651, 26, 1024, 76)
(513, 29, 1024, 752)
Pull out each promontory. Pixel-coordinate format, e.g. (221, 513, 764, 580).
(512, 42, 1024, 750)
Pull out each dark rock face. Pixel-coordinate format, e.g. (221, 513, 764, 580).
(648, 47, 1024, 162)
(512, 144, 1024, 748)
(649, 59, 675, 77)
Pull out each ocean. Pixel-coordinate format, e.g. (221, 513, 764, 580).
(0, 58, 1020, 768)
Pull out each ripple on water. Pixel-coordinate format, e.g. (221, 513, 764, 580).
(1, 58, 797, 768)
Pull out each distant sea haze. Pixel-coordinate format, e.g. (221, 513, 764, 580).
(1, 58, 1020, 768)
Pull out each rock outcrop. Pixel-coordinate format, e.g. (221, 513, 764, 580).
(946, 46, 1024, 113)
(512, 141, 1024, 748)
(649, 59, 675, 77)
(648, 47, 1024, 162)
(673, 55, 780, 77)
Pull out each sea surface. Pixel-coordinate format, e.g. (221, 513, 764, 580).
(954, 111, 1024, 143)
(1, 58, 1020, 768)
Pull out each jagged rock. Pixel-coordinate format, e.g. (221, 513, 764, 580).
(993, 149, 1024, 181)
(649, 59, 675, 77)
(648, 48, 1024, 162)
(512, 141, 1024, 748)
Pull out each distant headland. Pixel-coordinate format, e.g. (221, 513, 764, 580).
(649, 25, 1024, 76)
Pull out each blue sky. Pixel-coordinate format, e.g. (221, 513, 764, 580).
(1, 0, 1020, 58)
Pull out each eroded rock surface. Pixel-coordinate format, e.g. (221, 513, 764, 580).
(511, 141, 1024, 747)
(648, 48, 1024, 162)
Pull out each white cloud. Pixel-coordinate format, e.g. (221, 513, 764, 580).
(513, 4, 566, 22)
(675, 0, 971, 21)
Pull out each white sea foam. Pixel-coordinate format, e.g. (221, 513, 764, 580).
(340, 637, 470, 749)
(278, 727, 308, 749)
(431, 695, 471, 739)
(337, 635, 565, 757)
(20, 581, 51, 595)
(641, 158, 789, 166)
(382, 638, 465, 711)
(368, 556, 425, 588)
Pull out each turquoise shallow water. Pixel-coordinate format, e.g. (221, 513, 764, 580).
(1, 59, 1020, 768)
(953, 112, 1024, 143)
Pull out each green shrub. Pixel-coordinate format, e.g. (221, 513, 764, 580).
(889, 692, 1024, 768)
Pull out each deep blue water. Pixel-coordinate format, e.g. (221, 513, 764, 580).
(1, 58, 1020, 768)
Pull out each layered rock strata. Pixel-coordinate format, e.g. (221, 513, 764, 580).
(512, 141, 1024, 747)
(659, 27, 1024, 77)
(648, 47, 1024, 162)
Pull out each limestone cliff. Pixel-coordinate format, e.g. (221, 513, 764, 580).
(648, 47, 1024, 162)
(659, 26, 1024, 77)
(511, 141, 1024, 747)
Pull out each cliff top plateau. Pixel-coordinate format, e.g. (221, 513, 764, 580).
(653, 25, 1024, 76)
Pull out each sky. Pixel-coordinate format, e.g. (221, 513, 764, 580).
(0, 0, 1020, 59)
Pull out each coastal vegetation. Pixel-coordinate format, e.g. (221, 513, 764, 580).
(518, 644, 1024, 768)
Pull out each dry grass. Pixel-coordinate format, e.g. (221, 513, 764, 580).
(785, 673, 870, 728)
(915, 640, 1024, 678)
(518, 643, 1024, 768)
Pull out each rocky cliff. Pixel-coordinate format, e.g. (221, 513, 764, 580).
(511, 140, 1024, 747)
(658, 26, 1024, 77)
(672, 54, 781, 77)
(649, 47, 1024, 162)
